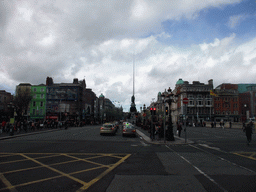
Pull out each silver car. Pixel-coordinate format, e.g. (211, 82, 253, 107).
(100, 123, 117, 135)
(122, 124, 136, 137)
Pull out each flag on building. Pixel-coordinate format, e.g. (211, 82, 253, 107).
(210, 90, 218, 97)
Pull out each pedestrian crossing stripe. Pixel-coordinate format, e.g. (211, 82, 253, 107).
(0, 153, 131, 192)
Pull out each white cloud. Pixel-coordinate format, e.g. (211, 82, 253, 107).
(228, 14, 248, 28)
(0, 0, 253, 112)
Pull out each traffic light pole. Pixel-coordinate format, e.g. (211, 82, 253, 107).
(164, 112, 166, 143)
(185, 104, 187, 143)
(150, 107, 156, 141)
(164, 106, 168, 143)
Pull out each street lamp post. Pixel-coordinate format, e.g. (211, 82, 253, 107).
(161, 87, 178, 141)
(143, 104, 146, 128)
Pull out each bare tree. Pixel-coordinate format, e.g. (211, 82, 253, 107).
(13, 87, 32, 120)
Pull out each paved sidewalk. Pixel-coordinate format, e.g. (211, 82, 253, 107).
(0, 128, 60, 140)
(136, 126, 194, 145)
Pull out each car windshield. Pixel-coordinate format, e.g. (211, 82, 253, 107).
(103, 124, 113, 128)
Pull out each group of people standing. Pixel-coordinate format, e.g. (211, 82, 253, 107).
(0, 119, 71, 136)
(0, 120, 30, 135)
(149, 121, 184, 141)
(146, 119, 253, 145)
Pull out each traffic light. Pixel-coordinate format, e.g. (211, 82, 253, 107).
(150, 107, 156, 115)
(153, 107, 156, 115)
(165, 107, 168, 115)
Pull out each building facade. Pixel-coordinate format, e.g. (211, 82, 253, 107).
(238, 84, 256, 122)
(214, 83, 240, 122)
(45, 77, 87, 121)
(173, 79, 214, 125)
(30, 85, 47, 120)
(84, 88, 97, 123)
(0, 90, 13, 121)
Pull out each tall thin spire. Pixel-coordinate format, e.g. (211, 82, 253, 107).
(130, 53, 137, 113)
(133, 53, 135, 97)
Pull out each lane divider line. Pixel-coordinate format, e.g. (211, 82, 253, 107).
(165, 145, 228, 192)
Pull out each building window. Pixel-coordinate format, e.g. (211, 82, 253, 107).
(39, 109, 43, 115)
(206, 100, 212, 106)
(189, 100, 194, 106)
(32, 109, 35, 115)
(197, 100, 203, 106)
(197, 94, 202, 99)
(33, 94, 36, 99)
(188, 94, 194, 99)
(33, 88, 37, 92)
(41, 88, 44, 92)
(226, 111, 231, 115)
(41, 94, 44, 99)
(33, 101, 36, 107)
(40, 102, 43, 107)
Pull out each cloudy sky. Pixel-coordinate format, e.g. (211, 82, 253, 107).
(1, 0, 256, 112)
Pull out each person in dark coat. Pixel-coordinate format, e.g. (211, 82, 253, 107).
(244, 121, 253, 145)
(177, 122, 182, 137)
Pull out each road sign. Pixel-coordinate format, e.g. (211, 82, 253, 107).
(183, 98, 189, 104)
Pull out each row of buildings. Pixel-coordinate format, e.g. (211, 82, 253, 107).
(0, 77, 123, 123)
(150, 79, 256, 124)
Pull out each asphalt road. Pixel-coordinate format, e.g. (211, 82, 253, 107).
(0, 125, 255, 192)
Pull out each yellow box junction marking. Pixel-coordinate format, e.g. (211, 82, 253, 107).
(0, 153, 131, 192)
(233, 152, 256, 160)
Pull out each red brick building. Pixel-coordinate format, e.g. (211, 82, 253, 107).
(214, 84, 240, 122)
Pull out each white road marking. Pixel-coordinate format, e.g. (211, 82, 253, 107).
(165, 145, 228, 192)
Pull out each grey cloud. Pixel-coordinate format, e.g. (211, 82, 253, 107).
(0, 1, 14, 42)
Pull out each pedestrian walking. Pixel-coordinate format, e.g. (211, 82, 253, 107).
(243, 121, 253, 146)
(154, 124, 159, 140)
(9, 123, 14, 136)
(177, 122, 182, 137)
(23, 120, 27, 132)
(242, 122, 246, 130)
(1, 120, 6, 132)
